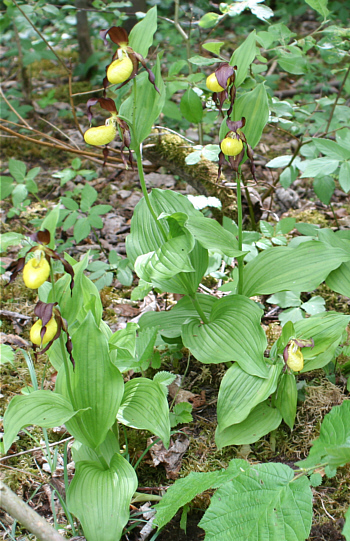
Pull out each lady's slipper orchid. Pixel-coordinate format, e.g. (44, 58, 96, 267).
(218, 118, 257, 181)
(30, 316, 58, 347)
(100, 26, 159, 93)
(206, 63, 236, 117)
(107, 54, 133, 85)
(22, 249, 50, 289)
(30, 301, 74, 366)
(6, 229, 74, 292)
(283, 338, 314, 372)
(85, 97, 132, 167)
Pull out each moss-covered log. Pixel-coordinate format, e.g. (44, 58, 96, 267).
(143, 131, 238, 221)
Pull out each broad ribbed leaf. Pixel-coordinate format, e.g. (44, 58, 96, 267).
(185, 215, 243, 257)
(229, 31, 257, 87)
(117, 377, 171, 447)
(139, 294, 217, 339)
(56, 312, 124, 448)
(275, 372, 298, 430)
(72, 430, 120, 465)
(215, 401, 282, 448)
(67, 453, 137, 541)
(154, 459, 247, 529)
(297, 401, 350, 471)
(120, 55, 165, 147)
(3, 391, 79, 453)
(326, 261, 350, 297)
(294, 312, 350, 372)
(305, 0, 329, 18)
(135, 232, 195, 283)
(182, 295, 269, 377)
(129, 5, 157, 58)
(230, 83, 269, 148)
(242, 241, 349, 297)
(343, 507, 350, 540)
(200, 462, 312, 540)
(149, 240, 208, 295)
(126, 189, 201, 264)
(217, 363, 282, 432)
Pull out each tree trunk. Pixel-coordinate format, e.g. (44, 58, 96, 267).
(75, 0, 93, 65)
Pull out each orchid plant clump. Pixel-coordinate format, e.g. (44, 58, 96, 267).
(3, 4, 350, 541)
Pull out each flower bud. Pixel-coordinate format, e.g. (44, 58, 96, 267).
(30, 317, 58, 346)
(206, 73, 224, 92)
(220, 137, 244, 157)
(107, 54, 133, 84)
(22, 253, 50, 289)
(84, 117, 117, 146)
(286, 342, 304, 372)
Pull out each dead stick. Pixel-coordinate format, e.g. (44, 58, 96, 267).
(0, 480, 66, 541)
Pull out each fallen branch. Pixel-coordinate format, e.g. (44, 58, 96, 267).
(0, 480, 66, 541)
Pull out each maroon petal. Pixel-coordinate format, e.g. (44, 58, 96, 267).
(34, 301, 57, 327)
(226, 118, 246, 133)
(86, 97, 117, 123)
(31, 229, 50, 245)
(100, 26, 129, 47)
(133, 52, 160, 94)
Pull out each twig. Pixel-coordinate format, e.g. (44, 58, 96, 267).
(320, 497, 335, 521)
(38, 116, 80, 150)
(0, 481, 66, 541)
(0, 436, 73, 463)
(0, 86, 31, 129)
(325, 64, 350, 133)
(0, 124, 124, 167)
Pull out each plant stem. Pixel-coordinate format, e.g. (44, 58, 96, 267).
(134, 144, 167, 241)
(190, 293, 209, 324)
(236, 168, 244, 295)
(325, 64, 350, 133)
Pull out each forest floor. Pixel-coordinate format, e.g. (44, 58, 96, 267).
(1, 34, 350, 541)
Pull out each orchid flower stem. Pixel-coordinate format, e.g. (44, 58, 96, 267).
(132, 79, 167, 240)
(236, 167, 244, 295)
(190, 293, 209, 325)
(134, 145, 167, 241)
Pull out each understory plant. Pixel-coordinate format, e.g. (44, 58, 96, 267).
(2, 1, 350, 540)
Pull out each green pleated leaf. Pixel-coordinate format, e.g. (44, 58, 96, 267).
(297, 400, 350, 471)
(150, 240, 208, 295)
(67, 453, 137, 541)
(185, 215, 244, 257)
(293, 312, 350, 372)
(139, 294, 217, 339)
(72, 430, 120, 465)
(56, 312, 124, 449)
(200, 462, 312, 540)
(135, 232, 195, 283)
(154, 459, 247, 529)
(217, 363, 282, 432)
(128, 6, 157, 58)
(119, 55, 165, 147)
(3, 391, 79, 453)
(215, 401, 282, 448)
(230, 83, 269, 148)
(229, 31, 257, 87)
(274, 372, 298, 429)
(181, 295, 269, 377)
(126, 189, 201, 264)
(117, 377, 171, 448)
(242, 241, 350, 297)
(326, 261, 350, 297)
(313, 138, 350, 160)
